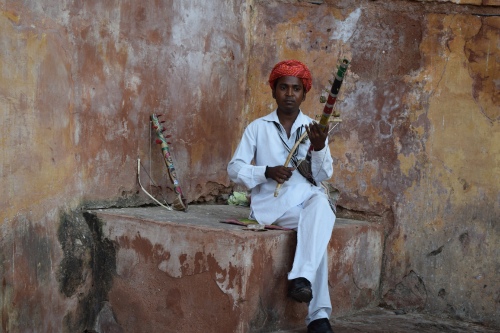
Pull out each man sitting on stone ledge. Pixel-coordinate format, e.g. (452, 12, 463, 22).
(227, 60, 336, 333)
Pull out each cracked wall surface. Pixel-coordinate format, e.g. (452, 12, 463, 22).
(244, 0, 499, 328)
(1, 0, 247, 331)
(0, 0, 499, 331)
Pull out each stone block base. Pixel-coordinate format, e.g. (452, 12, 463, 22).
(88, 205, 383, 333)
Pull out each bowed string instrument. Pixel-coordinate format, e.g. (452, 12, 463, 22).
(274, 58, 350, 197)
(138, 113, 188, 211)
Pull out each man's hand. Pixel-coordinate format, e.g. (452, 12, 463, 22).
(306, 122, 329, 151)
(266, 165, 295, 184)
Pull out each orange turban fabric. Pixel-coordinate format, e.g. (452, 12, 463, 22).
(268, 60, 313, 93)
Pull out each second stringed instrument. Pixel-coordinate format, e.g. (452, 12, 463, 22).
(151, 113, 188, 211)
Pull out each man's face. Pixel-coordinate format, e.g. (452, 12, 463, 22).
(272, 76, 306, 114)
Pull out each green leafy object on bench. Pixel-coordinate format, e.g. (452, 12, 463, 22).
(227, 192, 250, 206)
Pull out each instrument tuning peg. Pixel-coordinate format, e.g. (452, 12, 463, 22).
(155, 139, 163, 144)
(160, 120, 166, 123)
(165, 134, 172, 138)
(152, 125, 158, 129)
(156, 113, 163, 117)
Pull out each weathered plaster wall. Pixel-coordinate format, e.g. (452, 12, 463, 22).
(382, 12, 500, 326)
(0, 0, 499, 331)
(1, 0, 247, 331)
(245, 0, 499, 328)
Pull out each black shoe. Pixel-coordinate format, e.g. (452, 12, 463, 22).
(307, 318, 334, 333)
(287, 277, 313, 303)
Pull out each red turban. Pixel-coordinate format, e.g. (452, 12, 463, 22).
(268, 60, 312, 93)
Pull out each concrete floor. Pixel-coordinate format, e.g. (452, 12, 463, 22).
(273, 308, 499, 333)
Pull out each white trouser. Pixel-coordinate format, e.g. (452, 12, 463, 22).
(273, 192, 335, 325)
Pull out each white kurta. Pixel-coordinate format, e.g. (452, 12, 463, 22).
(228, 109, 336, 325)
(227, 110, 333, 224)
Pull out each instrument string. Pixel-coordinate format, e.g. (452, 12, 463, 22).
(149, 121, 152, 191)
(136, 120, 171, 209)
(138, 159, 172, 210)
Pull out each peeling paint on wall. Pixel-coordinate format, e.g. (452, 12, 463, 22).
(0, 0, 499, 331)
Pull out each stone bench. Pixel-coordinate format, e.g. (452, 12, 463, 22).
(87, 205, 384, 333)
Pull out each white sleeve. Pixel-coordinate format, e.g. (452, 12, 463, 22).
(310, 141, 334, 183)
(227, 124, 267, 189)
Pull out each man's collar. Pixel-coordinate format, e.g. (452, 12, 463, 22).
(262, 110, 280, 122)
(263, 109, 307, 123)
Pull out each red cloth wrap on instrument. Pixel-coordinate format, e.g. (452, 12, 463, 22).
(268, 60, 312, 93)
